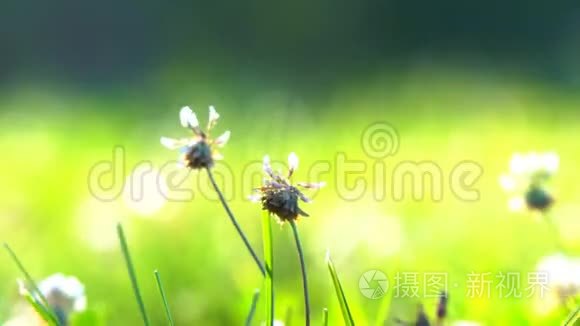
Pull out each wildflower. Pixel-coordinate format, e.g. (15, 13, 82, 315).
(18, 273, 86, 325)
(160, 106, 231, 169)
(252, 153, 324, 223)
(535, 253, 580, 310)
(499, 152, 558, 212)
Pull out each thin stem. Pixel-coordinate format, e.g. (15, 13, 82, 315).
(290, 220, 310, 326)
(543, 211, 568, 254)
(117, 224, 150, 326)
(262, 211, 275, 326)
(322, 308, 328, 326)
(245, 289, 260, 326)
(154, 270, 174, 326)
(206, 167, 266, 276)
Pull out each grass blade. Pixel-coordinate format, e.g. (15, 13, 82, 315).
(245, 289, 260, 326)
(326, 251, 355, 326)
(290, 220, 310, 325)
(262, 211, 274, 326)
(117, 223, 150, 326)
(322, 308, 328, 326)
(4, 243, 60, 325)
(563, 306, 579, 326)
(154, 270, 174, 326)
(20, 288, 60, 326)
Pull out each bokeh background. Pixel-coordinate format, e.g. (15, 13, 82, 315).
(1, 1, 580, 325)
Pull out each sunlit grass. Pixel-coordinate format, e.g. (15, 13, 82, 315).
(0, 69, 579, 324)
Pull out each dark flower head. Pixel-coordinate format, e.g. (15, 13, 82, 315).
(161, 106, 230, 169)
(525, 185, 554, 211)
(251, 153, 324, 223)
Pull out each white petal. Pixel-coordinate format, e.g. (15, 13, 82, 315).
(208, 105, 220, 123)
(542, 152, 559, 174)
(508, 196, 525, 212)
(214, 130, 231, 147)
(179, 106, 193, 127)
(297, 181, 326, 189)
(263, 155, 271, 171)
(160, 137, 182, 150)
(510, 153, 529, 175)
(248, 193, 262, 203)
(527, 152, 542, 173)
(499, 174, 516, 192)
(288, 152, 299, 171)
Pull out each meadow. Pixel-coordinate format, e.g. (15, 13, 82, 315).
(0, 66, 578, 325)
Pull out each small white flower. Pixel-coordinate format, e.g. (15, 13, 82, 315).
(162, 105, 230, 169)
(38, 273, 87, 312)
(500, 152, 559, 212)
(537, 253, 580, 289)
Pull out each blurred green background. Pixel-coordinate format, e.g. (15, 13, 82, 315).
(1, 1, 579, 325)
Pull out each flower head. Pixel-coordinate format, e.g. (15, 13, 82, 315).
(530, 253, 580, 314)
(252, 153, 324, 223)
(161, 106, 230, 169)
(499, 152, 558, 212)
(38, 273, 86, 313)
(18, 273, 86, 325)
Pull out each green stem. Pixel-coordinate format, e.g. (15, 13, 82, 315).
(543, 211, 568, 254)
(290, 220, 310, 326)
(206, 168, 266, 276)
(262, 211, 275, 326)
(322, 308, 328, 326)
(245, 289, 260, 326)
(154, 270, 174, 326)
(117, 224, 150, 326)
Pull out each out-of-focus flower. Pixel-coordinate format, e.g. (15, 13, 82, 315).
(499, 152, 558, 212)
(17, 273, 86, 325)
(161, 106, 231, 169)
(37, 273, 87, 313)
(251, 153, 324, 223)
(536, 254, 580, 309)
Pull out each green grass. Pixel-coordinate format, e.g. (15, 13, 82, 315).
(153, 270, 174, 326)
(326, 251, 355, 326)
(0, 69, 579, 324)
(117, 224, 150, 326)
